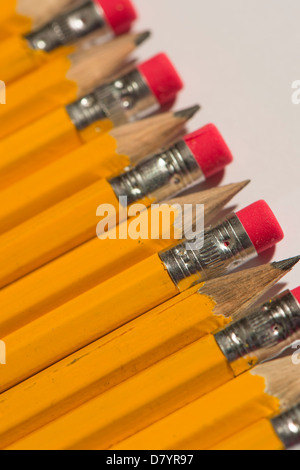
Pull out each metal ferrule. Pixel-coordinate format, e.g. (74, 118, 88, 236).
(215, 291, 300, 376)
(109, 140, 205, 206)
(159, 213, 256, 292)
(66, 69, 159, 130)
(25, 0, 110, 52)
(272, 404, 300, 449)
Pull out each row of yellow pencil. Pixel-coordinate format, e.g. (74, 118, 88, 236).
(0, 0, 300, 451)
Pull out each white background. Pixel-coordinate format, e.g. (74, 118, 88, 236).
(134, 0, 300, 298)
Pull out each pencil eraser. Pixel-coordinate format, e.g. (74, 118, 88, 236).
(291, 287, 300, 306)
(138, 53, 184, 106)
(183, 124, 233, 179)
(236, 201, 284, 254)
(97, 0, 138, 35)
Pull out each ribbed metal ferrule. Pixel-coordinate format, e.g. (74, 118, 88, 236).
(109, 140, 205, 206)
(66, 69, 159, 130)
(215, 291, 300, 374)
(26, 0, 109, 52)
(272, 404, 300, 449)
(159, 213, 256, 291)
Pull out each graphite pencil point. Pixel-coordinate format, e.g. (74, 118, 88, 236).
(174, 105, 201, 120)
(135, 31, 151, 45)
(273, 256, 300, 272)
(237, 179, 251, 189)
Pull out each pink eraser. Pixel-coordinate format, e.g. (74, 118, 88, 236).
(97, 0, 137, 35)
(138, 53, 184, 106)
(183, 124, 233, 178)
(291, 287, 300, 305)
(236, 201, 284, 254)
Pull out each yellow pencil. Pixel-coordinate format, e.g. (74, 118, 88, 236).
(110, 356, 300, 451)
(0, 121, 238, 288)
(0, 0, 137, 83)
(0, 108, 196, 236)
(0, 51, 185, 189)
(0, 31, 143, 139)
(0, 0, 80, 35)
(7, 342, 300, 450)
(0, 202, 284, 391)
(210, 403, 300, 450)
(0, 182, 247, 336)
(0, 260, 293, 449)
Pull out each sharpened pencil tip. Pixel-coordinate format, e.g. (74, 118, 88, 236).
(238, 180, 251, 189)
(174, 105, 201, 121)
(135, 31, 151, 46)
(273, 256, 300, 272)
(223, 180, 251, 197)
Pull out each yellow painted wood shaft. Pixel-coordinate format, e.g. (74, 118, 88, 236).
(113, 373, 280, 451)
(0, 178, 119, 288)
(0, 254, 177, 393)
(0, 107, 114, 190)
(0, 286, 230, 448)
(1, 2, 18, 23)
(0, 2, 32, 35)
(0, 35, 54, 83)
(7, 336, 234, 450)
(0, 107, 82, 188)
(0, 133, 125, 235)
(0, 205, 185, 335)
(0, 54, 77, 139)
(210, 419, 284, 450)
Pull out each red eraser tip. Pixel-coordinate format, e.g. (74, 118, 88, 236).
(138, 53, 184, 106)
(97, 0, 137, 35)
(236, 201, 284, 254)
(292, 287, 300, 305)
(183, 124, 233, 178)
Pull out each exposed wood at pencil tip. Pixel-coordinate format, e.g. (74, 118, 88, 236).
(198, 258, 300, 322)
(114, 109, 198, 163)
(252, 355, 300, 409)
(201, 180, 250, 217)
(108, 60, 139, 82)
(68, 32, 149, 94)
(167, 181, 250, 211)
(165, 181, 251, 226)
